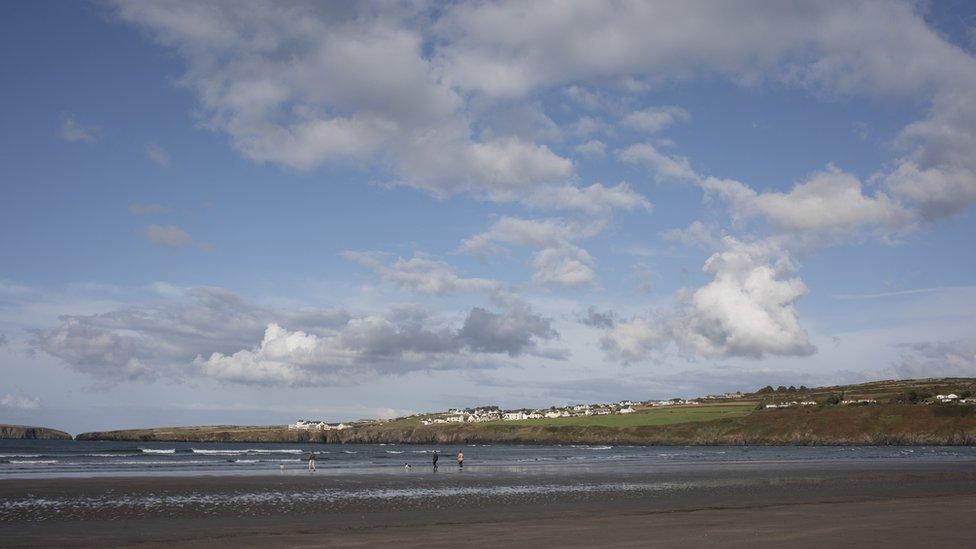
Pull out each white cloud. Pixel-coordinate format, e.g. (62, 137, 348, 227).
(459, 216, 602, 286)
(618, 143, 699, 182)
(662, 220, 723, 250)
(530, 246, 595, 287)
(883, 162, 976, 221)
(111, 1, 976, 219)
(703, 165, 912, 233)
(621, 106, 689, 133)
(671, 237, 815, 358)
(33, 286, 564, 386)
(57, 114, 100, 144)
(0, 393, 40, 410)
(111, 1, 573, 203)
(600, 237, 815, 361)
(601, 316, 667, 361)
(574, 139, 606, 157)
(343, 252, 500, 295)
(435, 0, 976, 218)
(522, 183, 651, 216)
(145, 143, 171, 166)
(142, 224, 191, 248)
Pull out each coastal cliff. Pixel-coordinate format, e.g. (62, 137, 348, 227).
(75, 404, 976, 446)
(0, 424, 72, 440)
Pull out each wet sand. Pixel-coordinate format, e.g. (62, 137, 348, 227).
(3, 460, 976, 547)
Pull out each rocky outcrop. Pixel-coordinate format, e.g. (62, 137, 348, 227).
(0, 424, 72, 440)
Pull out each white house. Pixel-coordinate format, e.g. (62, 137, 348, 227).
(619, 406, 636, 414)
(503, 411, 528, 421)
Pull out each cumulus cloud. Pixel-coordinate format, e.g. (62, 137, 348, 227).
(882, 162, 976, 221)
(457, 306, 562, 357)
(621, 106, 689, 133)
(702, 165, 912, 234)
(435, 0, 976, 219)
(671, 237, 815, 358)
(459, 216, 602, 286)
(33, 286, 564, 386)
(142, 224, 191, 248)
(110, 1, 976, 220)
(530, 246, 595, 287)
(343, 252, 500, 295)
(0, 393, 40, 411)
(601, 237, 814, 361)
(617, 143, 699, 182)
(601, 316, 668, 361)
(145, 143, 171, 166)
(57, 114, 100, 144)
(110, 1, 573, 203)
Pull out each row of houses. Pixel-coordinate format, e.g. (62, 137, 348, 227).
(647, 399, 700, 407)
(937, 394, 976, 404)
(765, 401, 818, 409)
(765, 398, 879, 409)
(288, 420, 351, 431)
(701, 392, 745, 400)
(420, 402, 639, 425)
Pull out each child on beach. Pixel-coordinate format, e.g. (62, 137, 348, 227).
(307, 452, 316, 472)
(432, 450, 439, 471)
(457, 450, 464, 469)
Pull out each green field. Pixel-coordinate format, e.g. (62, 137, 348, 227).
(487, 405, 753, 428)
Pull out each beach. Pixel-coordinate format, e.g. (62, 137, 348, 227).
(3, 458, 976, 547)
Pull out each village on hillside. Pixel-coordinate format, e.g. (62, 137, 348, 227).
(287, 393, 744, 430)
(285, 383, 976, 432)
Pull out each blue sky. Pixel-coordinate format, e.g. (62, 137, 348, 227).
(2, 1, 975, 433)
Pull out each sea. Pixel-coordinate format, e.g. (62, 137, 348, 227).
(3, 439, 976, 479)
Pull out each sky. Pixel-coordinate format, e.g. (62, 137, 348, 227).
(1, 0, 975, 434)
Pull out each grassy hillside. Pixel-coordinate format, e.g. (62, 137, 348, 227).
(74, 378, 976, 446)
(499, 404, 752, 428)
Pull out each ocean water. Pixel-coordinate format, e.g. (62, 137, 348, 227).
(2, 439, 975, 479)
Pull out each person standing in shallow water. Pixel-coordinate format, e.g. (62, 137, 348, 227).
(307, 451, 316, 472)
(432, 450, 439, 471)
(456, 450, 464, 469)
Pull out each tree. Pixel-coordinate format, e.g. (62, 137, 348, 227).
(776, 385, 788, 393)
(823, 393, 842, 406)
(757, 385, 775, 394)
(788, 385, 797, 392)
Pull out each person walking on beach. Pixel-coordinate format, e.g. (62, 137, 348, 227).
(432, 450, 439, 471)
(456, 449, 464, 469)
(307, 451, 317, 472)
